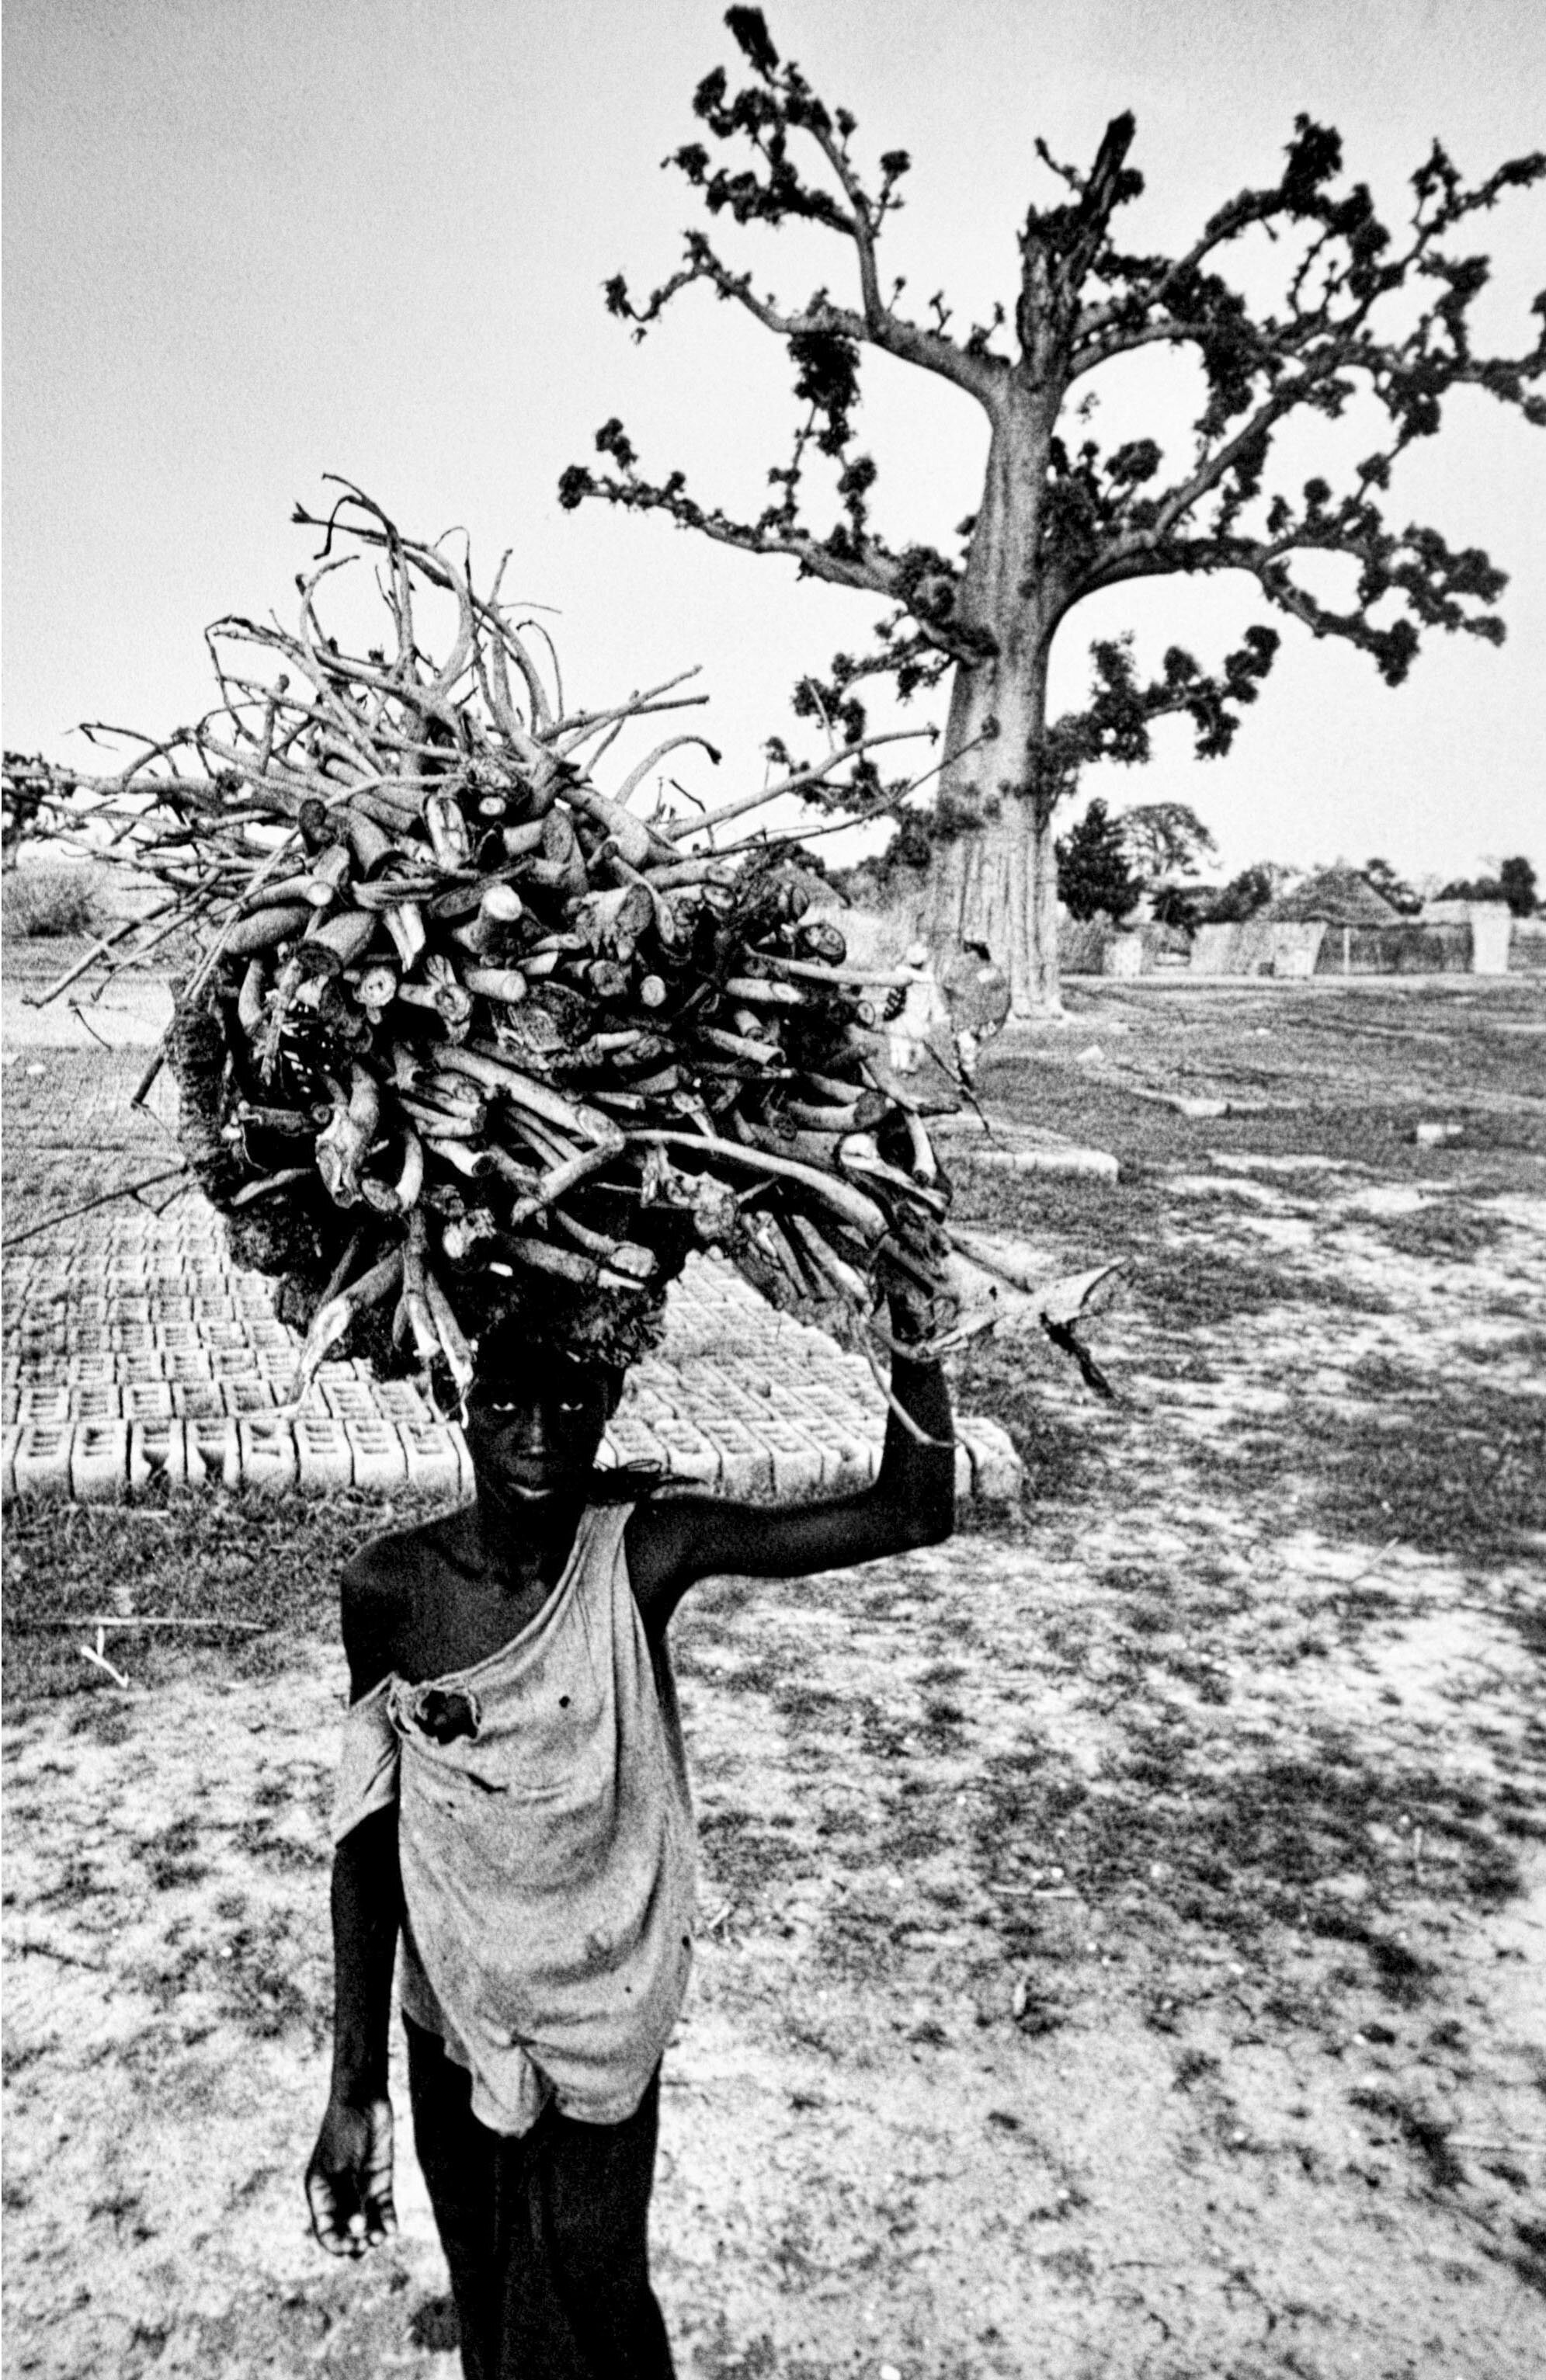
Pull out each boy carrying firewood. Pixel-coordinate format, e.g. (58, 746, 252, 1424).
(305, 1295, 954, 2378)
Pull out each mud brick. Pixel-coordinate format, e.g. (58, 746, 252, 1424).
(122, 1381, 175, 1421)
(758, 1417, 825, 1451)
(769, 1443, 825, 1500)
(239, 1416, 299, 1495)
(175, 1382, 227, 1421)
(16, 1385, 71, 1425)
(698, 1419, 772, 1492)
(128, 1419, 196, 1497)
(2, 1387, 18, 1428)
(397, 1422, 464, 1497)
(68, 1354, 118, 1387)
(0, 1426, 18, 1506)
(954, 1416, 1023, 1503)
(829, 1443, 880, 1492)
(604, 1418, 669, 1470)
(651, 1419, 721, 1487)
(177, 1293, 238, 1322)
(18, 1325, 69, 1360)
(75, 1382, 124, 1421)
(319, 1371, 379, 1421)
(164, 1348, 217, 1381)
(345, 1419, 409, 1492)
(62, 1295, 110, 1324)
(373, 1379, 434, 1426)
(818, 1436, 877, 1489)
(203, 1318, 253, 1350)
(186, 1416, 240, 1489)
(225, 1378, 280, 1415)
(71, 1422, 130, 1502)
(295, 1415, 353, 1492)
(121, 1345, 171, 1380)
(717, 1447, 773, 1498)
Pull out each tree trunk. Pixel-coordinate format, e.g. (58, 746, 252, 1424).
(922, 651, 1060, 1015)
(920, 393, 1062, 1016)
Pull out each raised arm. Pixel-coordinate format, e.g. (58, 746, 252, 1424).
(626, 1295, 955, 1637)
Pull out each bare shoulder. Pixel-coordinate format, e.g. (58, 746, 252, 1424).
(624, 1492, 716, 1584)
(340, 1513, 453, 1693)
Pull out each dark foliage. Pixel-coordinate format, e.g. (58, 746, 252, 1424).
(1119, 802, 1218, 887)
(1204, 865, 1278, 924)
(1362, 856, 1423, 915)
(1054, 799, 1140, 920)
(1439, 856, 1538, 916)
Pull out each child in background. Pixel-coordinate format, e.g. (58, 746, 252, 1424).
(940, 939, 1010, 1088)
(884, 940, 950, 1075)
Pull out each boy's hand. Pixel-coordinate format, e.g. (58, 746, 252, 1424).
(306, 2092, 398, 2258)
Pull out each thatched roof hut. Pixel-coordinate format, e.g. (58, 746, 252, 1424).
(1261, 867, 1400, 926)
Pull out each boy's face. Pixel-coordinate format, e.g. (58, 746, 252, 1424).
(464, 1360, 613, 1506)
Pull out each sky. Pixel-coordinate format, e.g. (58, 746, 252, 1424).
(5, 0, 1544, 888)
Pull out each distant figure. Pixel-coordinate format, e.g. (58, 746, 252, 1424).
(940, 940, 1010, 1087)
(883, 940, 949, 1075)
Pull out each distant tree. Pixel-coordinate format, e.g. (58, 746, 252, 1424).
(1119, 801, 1218, 886)
(1056, 798, 1140, 920)
(1440, 855, 1538, 913)
(561, 7, 1546, 1010)
(2, 756, 67, 872)
(1149, 881, 1212, 932)
(1499, 856, 1539, 916)
(1363, 855, 1423, 914)
(1205, 864, 1279, 924)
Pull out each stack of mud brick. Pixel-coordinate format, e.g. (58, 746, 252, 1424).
(2, 1213, 1023, 1508)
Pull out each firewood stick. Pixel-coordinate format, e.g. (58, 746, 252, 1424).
(439, 1044, 618, 1146)
(20, 898, 181, 1007)
(505, 1235, 649, 1292)
(719, 977, 815, 1009)
(759, 956, 915, 989)
(658, 728, 929, 843)
(501, 1138, 623, 1228)
(626, 1129, 887, 1240)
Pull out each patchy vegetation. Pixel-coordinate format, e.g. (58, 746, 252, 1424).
(4, 982, 1544, 2375)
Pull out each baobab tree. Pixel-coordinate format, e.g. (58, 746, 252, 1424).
(561, 6, 1544, 1011)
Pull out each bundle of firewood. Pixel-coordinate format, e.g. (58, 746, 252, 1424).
(9, 488, 971, 1411)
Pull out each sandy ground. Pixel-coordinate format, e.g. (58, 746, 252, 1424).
(4, 1523, 1543, 2378)
(5, 982, 1546, 2375)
